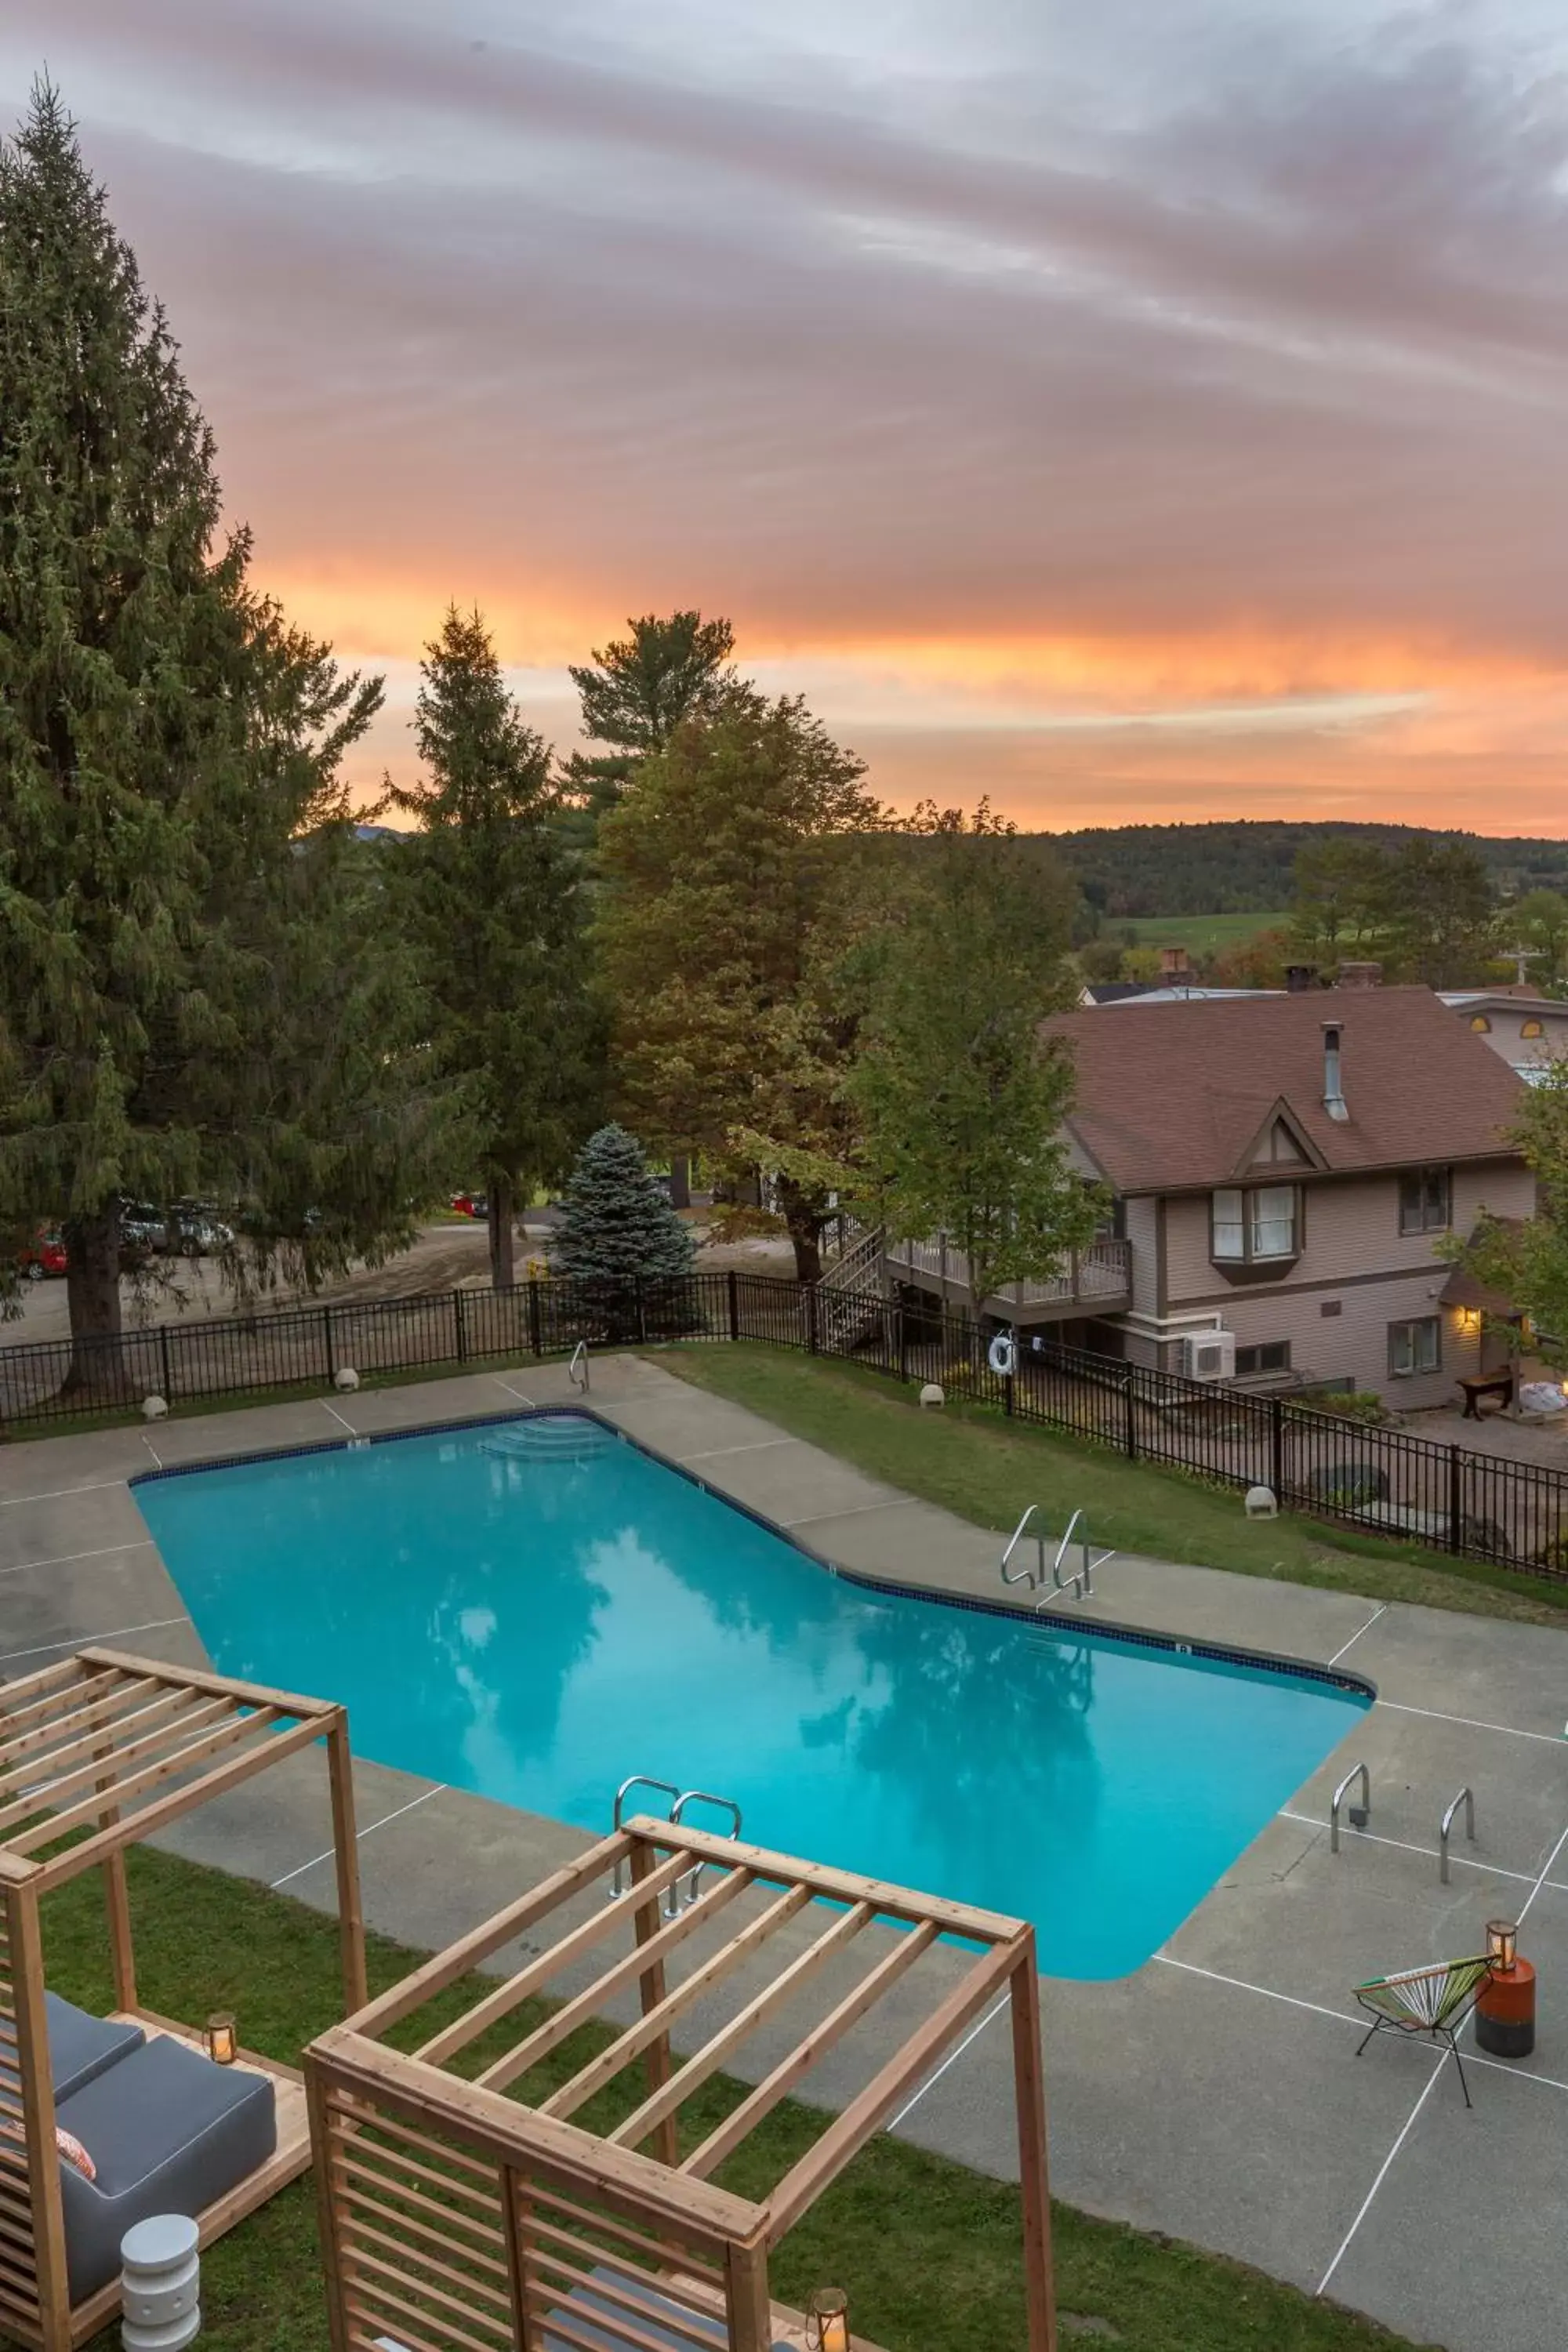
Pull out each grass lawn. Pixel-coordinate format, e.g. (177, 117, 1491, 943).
(41, 1846, 1428, 2352)
(1116, 911, 1290, 953)
(659, 1345, 1568, 1626)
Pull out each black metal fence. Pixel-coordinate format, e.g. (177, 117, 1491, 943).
(4, 1269, 1566, 1581)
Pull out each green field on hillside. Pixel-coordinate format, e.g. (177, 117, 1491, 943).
(1116, 909, 1290, 953)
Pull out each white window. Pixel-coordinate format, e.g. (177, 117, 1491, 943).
(1388, 1316, 1441, 1377)
(1211, 1185, 1299, 1265)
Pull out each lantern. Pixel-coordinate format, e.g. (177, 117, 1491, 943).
(204, 2012, 238, 2065)
(806, 2288, 850, 2352)
(1486, 1920, 1519, 1974)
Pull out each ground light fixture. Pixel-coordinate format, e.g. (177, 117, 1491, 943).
(203, 2011, 238, 2065)
(1486, 1919, 1519, 1973)
(805, 2287, 851, 2351)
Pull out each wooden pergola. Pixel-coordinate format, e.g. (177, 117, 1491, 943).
(307, 1815, 1055, 2352)
(0, 1645, 368, 2352)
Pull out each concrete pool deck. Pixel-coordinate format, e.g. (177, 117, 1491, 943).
(3, 1352, 1567, 2350)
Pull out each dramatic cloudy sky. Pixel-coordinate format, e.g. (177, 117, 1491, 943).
(9, 0, 1568, 827)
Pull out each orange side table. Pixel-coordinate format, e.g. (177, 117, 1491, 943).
(1475, 1961, 1536, 2057)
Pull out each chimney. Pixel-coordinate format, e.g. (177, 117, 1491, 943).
(1285, 964, 1318, 993)
(1160, 945, 1190, 979)
(1336, 960, 1382, 990)
(1323, 1022, 1349, 1122)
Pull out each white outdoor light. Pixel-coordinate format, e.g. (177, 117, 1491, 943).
(334, 1366, 361, 1393)
(120, 2212, 200, 2352)
(919, 1383, 946, 1409)
(141, 1394, 169, 1421)
(1244, 1485, 1278, 1519)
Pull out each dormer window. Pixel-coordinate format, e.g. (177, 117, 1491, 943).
(1212, 1185, 1300, 1266)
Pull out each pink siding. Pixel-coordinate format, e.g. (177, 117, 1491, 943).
(1145, 1158, 1533, 1403)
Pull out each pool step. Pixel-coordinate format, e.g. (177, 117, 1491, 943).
(480, 1417, 615, 1465)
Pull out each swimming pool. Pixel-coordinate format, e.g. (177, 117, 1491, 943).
(133, 1411, 1370, 1979)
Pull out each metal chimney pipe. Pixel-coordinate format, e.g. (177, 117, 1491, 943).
(1323, 1022, 1348, 1122)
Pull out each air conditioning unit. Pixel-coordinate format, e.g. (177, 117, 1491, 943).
(1180, 1330, 1236, 1381)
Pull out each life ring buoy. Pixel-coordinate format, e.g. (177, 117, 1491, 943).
(987, 1332, 1018, 1378)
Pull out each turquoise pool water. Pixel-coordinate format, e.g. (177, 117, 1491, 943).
(133, 1414, 1368, 1979)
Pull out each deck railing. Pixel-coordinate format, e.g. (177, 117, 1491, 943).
(881, 1234, 1131, 1310)
(3, 1267, 1566, 1582)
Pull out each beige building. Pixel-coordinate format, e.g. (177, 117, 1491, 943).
(885, 986, 1532, 1406)
(1441, 989, 1568, 1078)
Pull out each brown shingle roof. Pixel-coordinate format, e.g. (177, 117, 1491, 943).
(1047, 986, 1526, 1195)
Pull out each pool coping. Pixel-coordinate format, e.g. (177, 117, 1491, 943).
(129, 1399, 1377, 1704)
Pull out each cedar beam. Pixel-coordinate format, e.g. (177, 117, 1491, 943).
(609, 1900, 875, 2153)
(416, 1850, 700, 2066)
(324, 1716, 368, 2013)
(681, 1918, 938, 2181)
(763, 1939, 1021, 2239)
(620, 1815, 1018, 1943)
(539, 1886, 812, 2122)
(1010, 1947, 1058, 2352)
(344, 1828, 634, 2036)
(469, 1867, 753, 2094)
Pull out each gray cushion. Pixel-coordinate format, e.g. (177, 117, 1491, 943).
(55, 2034, 275, 2303)
(541, 2267, 789, 2352)
(44, 1994, 144, 2103)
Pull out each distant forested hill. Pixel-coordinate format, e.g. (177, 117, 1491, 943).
(1040, 821, 1568, 918)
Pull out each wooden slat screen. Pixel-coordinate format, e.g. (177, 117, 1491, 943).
(0, 1902, 40, 2341)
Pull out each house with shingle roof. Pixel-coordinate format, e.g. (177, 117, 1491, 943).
(883, 985, 1533, 1405)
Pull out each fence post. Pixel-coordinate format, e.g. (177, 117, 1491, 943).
(1123, 1368, 1138, 1461)
(806, 1284, 819, 1356)
(1270, 1394, 1284, 1501)
(528, 1279, 543, 1359)
(727, 1269, 739, 1343)
(322, 1306, 336, 1384)
(158, 1325, 173, 1404)
(1004, 1369, 1014, 1418)
(897, 1302, 908, 1384)
(635, 1276, 648, 1345)
(1448, 1443, 1463, 1555)
(454, 1288, 468, 1365)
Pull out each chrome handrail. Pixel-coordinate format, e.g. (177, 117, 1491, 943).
(608, 1774, 681, 1898)
(1439, 1786, 1476, 1885)
(1330, 1762, 1371, 1853)
(667, 1788, 744, 1914)
(568, 1339, 590, 1392)
(1001, 1505, 1045, 1588)
(1049, 1510, 1113, 1601)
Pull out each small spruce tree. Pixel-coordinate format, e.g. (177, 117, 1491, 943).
(552, 1127, 695, 1282)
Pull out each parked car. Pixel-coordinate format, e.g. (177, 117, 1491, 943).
(117, 1200, 163, 1269)
(450, 1192, 489, 1220)
(15, 1229, 67, 1282)
(162, 1201, 234, 1257)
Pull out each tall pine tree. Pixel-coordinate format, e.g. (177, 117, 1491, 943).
(390, 608, 601, 1289)
(564, 611, 736, 822)
(0, 84, 453, 1381)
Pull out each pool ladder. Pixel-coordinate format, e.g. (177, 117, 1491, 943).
(568, 1340, 590, 1392)
(608, 1776, 743, 1916)
(1000, 1504, 1113, 1604)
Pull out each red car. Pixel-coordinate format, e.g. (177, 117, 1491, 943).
(16, 1229, 67, 1281)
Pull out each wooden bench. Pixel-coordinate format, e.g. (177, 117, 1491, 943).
(1458, 1370, 1513, 1420)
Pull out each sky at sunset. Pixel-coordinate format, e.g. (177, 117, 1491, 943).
(9, 0, 1568, 829)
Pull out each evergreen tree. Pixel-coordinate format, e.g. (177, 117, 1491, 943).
(551, 1125, 695, 1281)
(564, 611, 736, 822)
(390, 608, 601, 1289)
(0, 84, 452, 1382)
(848, 808, 1101, 1311)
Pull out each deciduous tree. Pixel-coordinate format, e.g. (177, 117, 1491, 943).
(848, 807, 1101, 1313)
(595, 695, 883, 1279)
